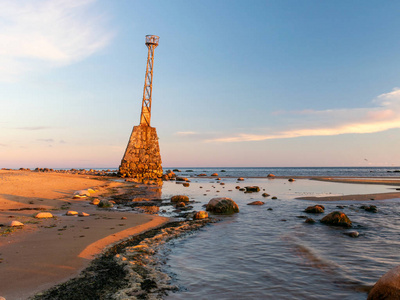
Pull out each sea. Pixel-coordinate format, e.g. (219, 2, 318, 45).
(155, 167, 400, 299)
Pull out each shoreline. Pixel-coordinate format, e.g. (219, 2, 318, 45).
(0, 170, 169, 300)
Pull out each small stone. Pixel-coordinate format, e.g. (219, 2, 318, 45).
(171, 195, 190, 203)
(304, 205, 325, 214)
(66, 211, 78, 216)
(193, 211, 208, 220)
(305, 218, 316, 224)
(183, 183, 190, 187)
(271, 196, 278, 199)
(91, 198, 100, 205)
(245, 186, 260, 192)
(238, 188, 245, 191)
(35, 212, 53, 219)
(288, 178, 295, 182)
(343, 231, 359, 238)
(267, 174, 275, 178)
(267, 208, 273, 210)
(262, 193, 270, 197)
(121, 217, 127, 220)
(247, 201, 265, 205)
(211, 173, 218, 176)
(176, 202, 186, 208)
(78, 212, 90, 217)
(237, 177, 245, 181)
(235, 186, 240, 189)
(8, 220, 24, 227)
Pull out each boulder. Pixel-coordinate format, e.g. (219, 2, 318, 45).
(245, 186, 260, 192)
(171, 195, 190, 203)
(320, 211, 352, 227)
(193, 211, 208, 220)
(35, 212, 54, 219)
(368, 265, 400, 300)
(304, 205, 325, 213)
(8, 220, 24, 227)
(206, 197, 239, 214)
(247, 201, 265, 205)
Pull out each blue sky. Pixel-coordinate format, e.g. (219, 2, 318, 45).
(1, 0, 400, 168)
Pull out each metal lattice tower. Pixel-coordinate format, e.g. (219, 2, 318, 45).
(140, 35, 159, 126)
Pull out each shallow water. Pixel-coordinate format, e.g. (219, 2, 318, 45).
(160, 178, 400, 299)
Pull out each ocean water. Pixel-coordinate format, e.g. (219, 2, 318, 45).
(159, 175, 400, 299)
(165, 166, 400, 178)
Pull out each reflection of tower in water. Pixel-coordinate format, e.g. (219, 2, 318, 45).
(118, 35, 163, 180)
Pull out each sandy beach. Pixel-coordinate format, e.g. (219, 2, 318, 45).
(0, 170, 168, 300)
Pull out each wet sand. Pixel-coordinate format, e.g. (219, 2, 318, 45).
(0, 170, 168, 300)
(297, 177, 400, 201)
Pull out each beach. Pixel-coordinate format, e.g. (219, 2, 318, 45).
(0, 170, 168, 300)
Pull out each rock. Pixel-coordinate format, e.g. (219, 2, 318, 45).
(176, 176, 189, 182)
(320, 211, 352, 227)
(35, 212, 53, 219)
(220, 182, 225, 185)
(121, 217, 127, 220)
(8, 220, 24, 227)
(91, 198, 100, 205)
(235, 186, 240, 189)
(304, 205, 325, 213)
(267, 174, 275, 178)
(176, 202, 186, 208)
(360, 205, 378, 213)
(368, 265, 400, 300)
(183, 183, 190, 187)
(211, 173, 218, 176)
(239, 188, 245, 191)
(247, 201, 265, 205)
(237, 177, 245, 181)
(173, 169, 181, 172)
(171, 195, 190, 203)
(97, 200, 114, 208)
(79, 212, 90, 217)
(267, 208, 273, 210)
(206, 197, 239, 214)
(343, 231, 359, 238)
(74, 190, 91, 197)
(73, 195, 86, 199)
(245, 186, 260, 192)
(262, 193, 270, 197)
(305, 218, 315, 224)
(66, 211, 78, 216)
(198, 173, 207, 176)
(288, 178, 295, 182)
(271, 196, 278, 199)
(193, 211, 208, 220)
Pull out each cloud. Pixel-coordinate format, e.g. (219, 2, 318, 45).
(208, 88, 400, 142)
(37, 138, 54, 143)
(16, 126, 52, 130)
(175, 131, 198, 136)
(0, 0, 113, 82)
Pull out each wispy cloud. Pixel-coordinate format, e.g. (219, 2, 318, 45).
(0, 0, 113, 82)
(175, 131, 198, 136)
(37, 138, 54, 143)
(208, 88, 400, 142)
(16, 126, 52, 131)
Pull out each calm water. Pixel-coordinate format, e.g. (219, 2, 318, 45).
(160, 176, 400, 299)
(165, 166, 400, 178)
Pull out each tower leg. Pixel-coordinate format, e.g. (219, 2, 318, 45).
(118, 125, 163, 180)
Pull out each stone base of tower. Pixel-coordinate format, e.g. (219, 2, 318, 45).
(118, 125, 163, 180)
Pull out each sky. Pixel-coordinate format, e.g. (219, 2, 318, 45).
(1, 0, 400, 168)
